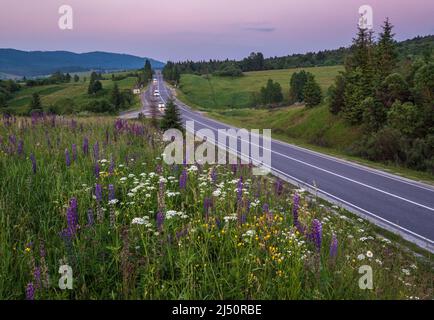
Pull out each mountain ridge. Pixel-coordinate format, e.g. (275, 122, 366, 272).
(0, 49, 165, 78)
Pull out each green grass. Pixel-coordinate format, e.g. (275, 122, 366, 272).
(0, 115, 432, 299)
(178, 66, 343, 109)
(7, 72, 141, 114)
(174, 66, 434, 183)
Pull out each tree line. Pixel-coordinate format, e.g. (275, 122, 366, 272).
(162, 35, 432, 77)
(328, 19, 433, 173)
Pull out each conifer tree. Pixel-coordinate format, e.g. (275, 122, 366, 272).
(161, 99, 183, 131)
(376, 18, 398, 81)
(304, 74, 322, 107)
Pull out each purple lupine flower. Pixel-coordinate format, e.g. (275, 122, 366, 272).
(262, 203, 269, 214)
(156, 211, 164, 231)
(9, 134, 16, 146)
(94, 163, 100, 178)
(156, 164, 162, 174)
(64, 197, 79, 237)
(179, 169, 187, 189)
(33, 266, 41, 289)
(87, 209, 94, 227)
(25, 282, 35, 300)
(95, 184, 102, 203)
(311, 219, 322, 252)
(93, 142, 99, 161)
(215, 217, 222, 230)
(72, 144, 77, 162)
(17, 140, 24, 156)
(275, 179, 283, 196)
(65, 149, 71, 167)
(82, 137, 89, 155)
(108, 184, 115, 202)
(329, 234, 338, 259)
(30, 153, 37, 174)
(109, 157, 115, 175)
(292, 193, 300, 227)
(211, 168, 217, 183)
(238, 214, 247, 225)
(204, 197, 213, 217)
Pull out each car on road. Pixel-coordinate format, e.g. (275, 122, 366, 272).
(158, 103, 166, 111)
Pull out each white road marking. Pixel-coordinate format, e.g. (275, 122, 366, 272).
(154, 75, 434, 245)
(172, 100, 434, 212)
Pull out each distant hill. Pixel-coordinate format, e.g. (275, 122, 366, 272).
(263, 34, 434, 69)
(0, 49, 165, 78)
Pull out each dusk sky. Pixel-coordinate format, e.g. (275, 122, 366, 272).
(1, 0, 433, 62)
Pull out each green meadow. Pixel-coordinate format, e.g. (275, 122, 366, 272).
(177, 66, 343, 110)
(7, 73, 141, 114)
(0, 116, 432, 299)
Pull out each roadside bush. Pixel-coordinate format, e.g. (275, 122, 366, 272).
(83, 99, 115, 114)
(362, 127, 404, 162)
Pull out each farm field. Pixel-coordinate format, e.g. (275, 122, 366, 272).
(177, 66, 343, 110)
(0, 114, 432, 299)
(7, 73, 141, 114)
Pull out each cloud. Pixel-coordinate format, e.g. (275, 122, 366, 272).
(243, 26, 276, 32)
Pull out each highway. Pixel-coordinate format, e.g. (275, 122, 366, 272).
(123, 71, 434, 252)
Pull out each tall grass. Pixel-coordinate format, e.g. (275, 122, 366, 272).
(0, 115, 432, 299)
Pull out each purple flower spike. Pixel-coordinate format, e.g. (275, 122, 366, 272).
(292, 193, 300, 226)
(65, 149, 71, 167)
(108, 184, 115, 202)
(179, 169, 187, 189)
(17, 140, 24, 156)
(25, 282, 35, 300)
(330, 234, 338, 259)
(94, 163, 100, 178)
(204, 197, 213, 217)
(311, 219, 322, 252)
(262, 203, 269, 214)
(211, 168, 217, 183)
(30, 153, 37, 174)
(156, 211, 164, 231)
(109, 157, 115, 175)
(82, 137, 89, 155)
(93, 142, 99, 161)
(95, 184, 102, 203)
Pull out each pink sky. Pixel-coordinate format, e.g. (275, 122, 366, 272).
(0, 0, 433, 61)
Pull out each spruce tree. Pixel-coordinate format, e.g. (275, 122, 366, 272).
(110, 83, 123, 110)
(328, 74, 346, 114)
(290, 71, 308, 102)
(304, 74, 322, 107)
(376, 18, 398, 81)
(30, 92, 41, 109)
(161, 99, 183, 131)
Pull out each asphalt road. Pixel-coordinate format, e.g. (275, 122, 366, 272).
(124, 71, 434, 252)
